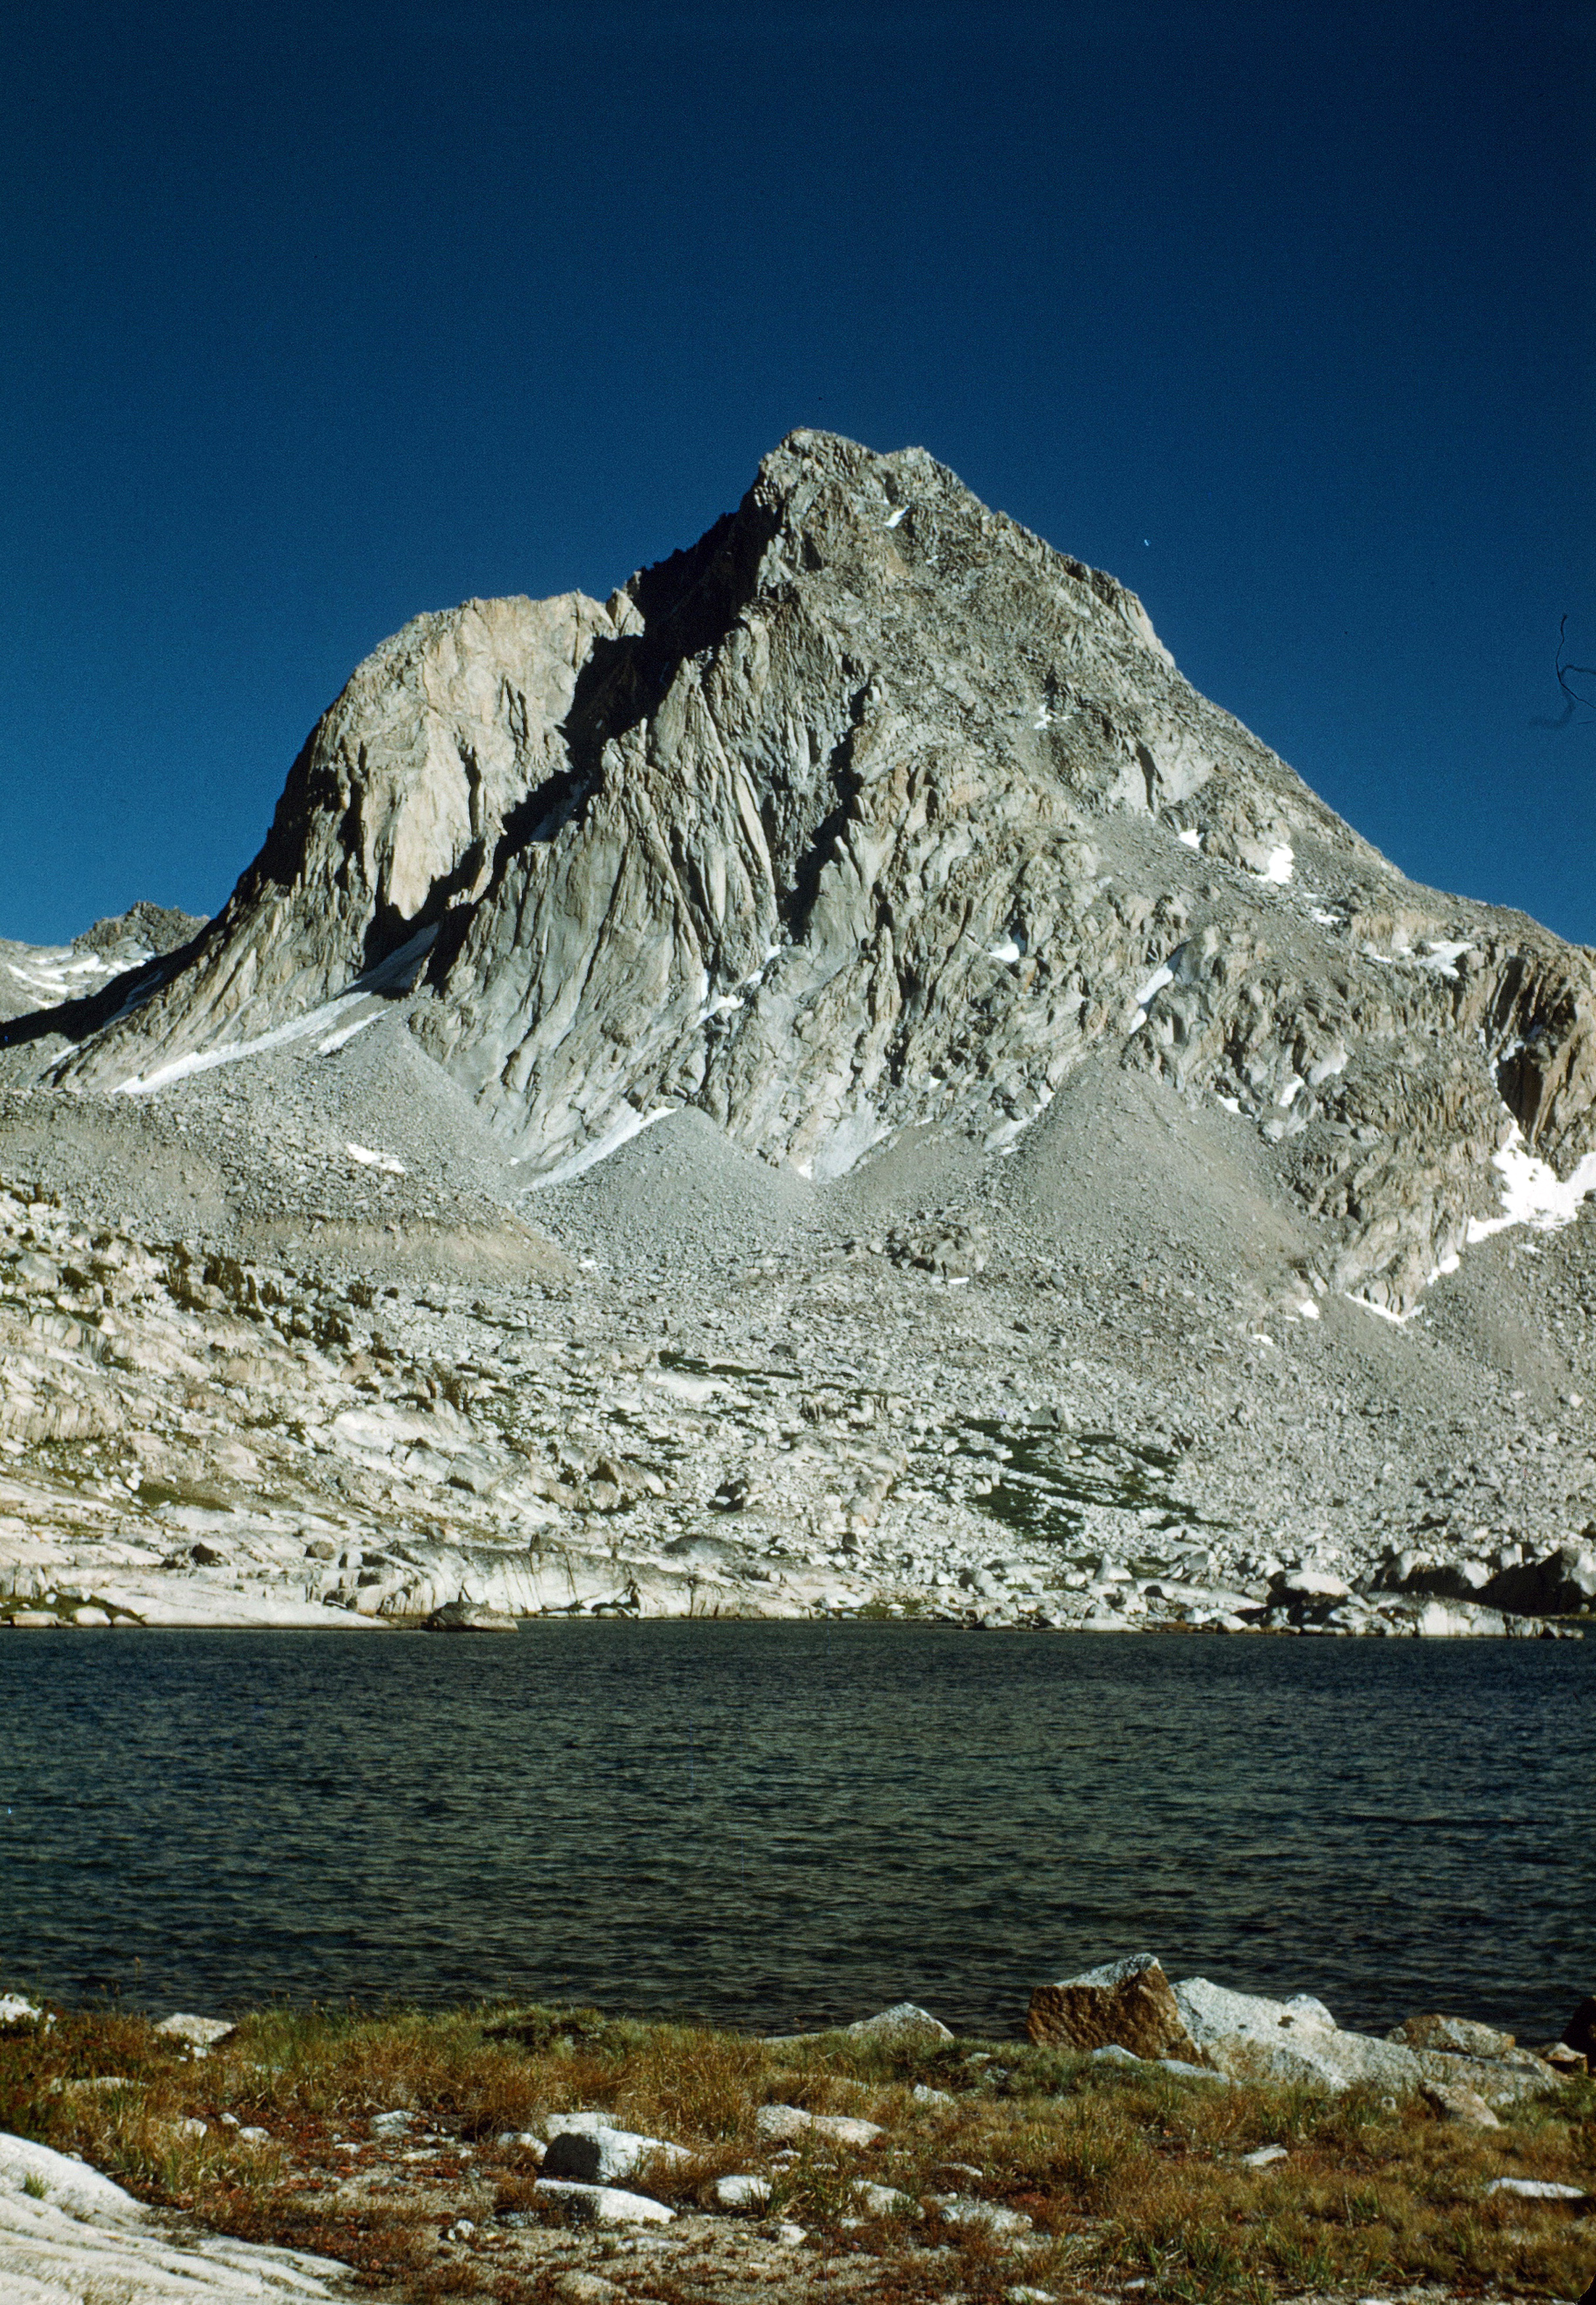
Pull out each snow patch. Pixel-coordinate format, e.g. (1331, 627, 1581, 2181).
(526, 1105, 678, 1190)
(1346, 1294, 1420, 1326)
(1311, 908, 1341, 926)
(989, 938, 1023, 965)
(1259, 844, 1294, 884)
(1418, 938, 1473, 980)
(885, 505, 907, 528)
(1177, 827, 1202, 850)
(116, 926, 437, 1095)
(347, 1143, 405, 1176)
(319, 1013, 380, 1055)
(1464, 1126, 1596, 1244)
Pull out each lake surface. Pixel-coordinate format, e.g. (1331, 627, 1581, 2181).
(1, 1624, 1590, 2042)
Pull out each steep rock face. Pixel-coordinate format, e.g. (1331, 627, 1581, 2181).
(20, 431, 1596, 1311)
(51, 591, 626, 1071)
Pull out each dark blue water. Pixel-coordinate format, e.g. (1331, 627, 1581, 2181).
(1, 1624, 1589, 2042)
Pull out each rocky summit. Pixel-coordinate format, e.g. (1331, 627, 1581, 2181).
(2, 430, 1595, 1635)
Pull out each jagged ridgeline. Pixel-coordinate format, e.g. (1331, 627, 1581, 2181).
(15, 430, 1596, 1313)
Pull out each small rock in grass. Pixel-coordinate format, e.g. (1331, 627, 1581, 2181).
(1422, 2082, 1501, 2127)
(845, 2001, 953, 2044)
(236, 2126, 271, 2145)
(178, 2117, 209, 2139)
(1007, 2289, 1061, 2304)
(853, 2179, 915, 2216)
(155, 2013, 234, 2049)
(933, 2193, 1033, 2235)
(912, 2082, 955, 2106)
(1089, 2044, 1142, 2067)
(755, 2104, 883, 2148)
(1240, 2144, 1288, 2167)
(371, 2109, 413, 2134)
(714, 2173, 771, 2211)
(1485, 2177, 1586, 2200)
(534, 2178, 676, 2225)
(553, 2277, 618, 2305)
(0, 1996, 43, 2028)
(543, 2122, 691, 2184)
(772, 2221, 807, 2246)
(1158, 2057, 1230, 2084)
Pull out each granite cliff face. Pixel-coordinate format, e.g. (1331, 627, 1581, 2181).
(25, 430, 1596, 1319)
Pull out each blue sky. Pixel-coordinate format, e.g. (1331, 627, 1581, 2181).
(2, 0, 1592, 947)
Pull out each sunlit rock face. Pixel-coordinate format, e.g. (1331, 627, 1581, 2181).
(20, 429, 1596, 1313)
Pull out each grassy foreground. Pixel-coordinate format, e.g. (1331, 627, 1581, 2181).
(1, 1999, 1592, 2305)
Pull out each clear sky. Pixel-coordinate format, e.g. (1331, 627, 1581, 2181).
(3, 1, 1592, 949)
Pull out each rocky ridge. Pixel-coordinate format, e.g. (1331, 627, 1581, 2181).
(1, 434, 1595, 1633)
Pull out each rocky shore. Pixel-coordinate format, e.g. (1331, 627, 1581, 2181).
(2, 1969, 1592, 2305)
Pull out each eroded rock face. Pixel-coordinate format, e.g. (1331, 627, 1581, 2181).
(14, 430, 1596, 1313)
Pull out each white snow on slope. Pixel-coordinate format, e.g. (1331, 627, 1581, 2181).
(1177, 827, 1202, 850)
(4, 947, 140, 1009)
(347, 1143, 404, 1176)
(523, 1103, 678, 1188)
(1464, 1127, 1596, 1244)
(1260, 844, 1294, 884)
(117, 927, 437, 1095)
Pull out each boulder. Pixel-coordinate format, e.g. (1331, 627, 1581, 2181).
(154, 2013, 234, 2050)
(421, 1601, 519, 1631)
(532, 2178, 675, 2225)
(1483, 1543, 1596, 1618)
(713, 2173, 772, 2211)
(1026, 1953, 1204, 2063)
(755, 2104, 883, 2148)
(844, 2001, 953, 2044)
(1422, 2080, 1502, 2126)
(851, 2180, 915, 2217)
(542, 2122, 691, 2185)
(1388, 2013, 1515, 2057)
(1559, 1994, 1596, 2069)
(1173, 1976, 1422, 2093)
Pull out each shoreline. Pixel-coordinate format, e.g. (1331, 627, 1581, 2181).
(1, 1593, 1587, 1636)
(3, 1980, 1592, 2305)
